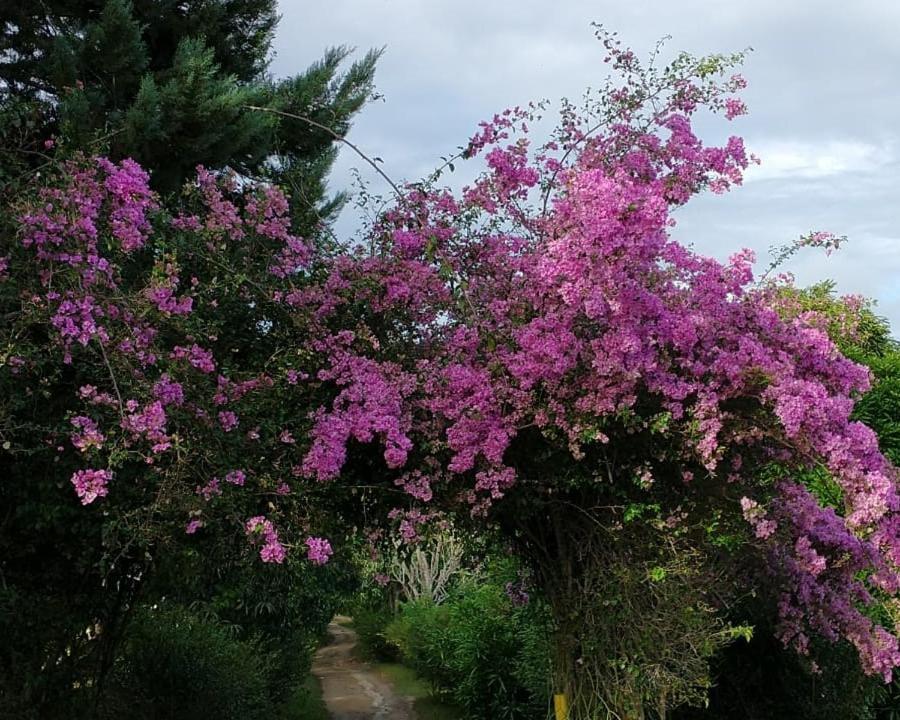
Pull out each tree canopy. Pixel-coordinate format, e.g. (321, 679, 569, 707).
(0, 0, 379, 207)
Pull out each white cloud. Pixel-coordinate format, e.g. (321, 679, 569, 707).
(745, 140, 894, 182)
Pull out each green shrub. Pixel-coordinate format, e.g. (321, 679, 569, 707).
(104, 605, 276, 720)
(385, 580, 551, 720)
(352, 600, 401, 662)
(279, 675, 330, 720)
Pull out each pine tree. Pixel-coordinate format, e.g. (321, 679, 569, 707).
(0, 0, 379, 221)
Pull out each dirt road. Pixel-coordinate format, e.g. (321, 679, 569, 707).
(311, 617, 415, 720)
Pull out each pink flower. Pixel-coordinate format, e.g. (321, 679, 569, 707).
(70, 416, 105, 451)
(71, 468, 112, 505)
(153, 375, 184, 406)
(724, 97, 748, 120)
(306, 537, 333, 566)
(260, 541, 287, 563)
(218, 411, 239, 432)
(198, 477, 221, 500)
(225, 470, 246, 486)
(171, 344, 216, 373)
(245, 515, 288, 563)
(186, 518, 203, 534)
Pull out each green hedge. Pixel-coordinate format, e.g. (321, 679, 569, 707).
(352, 600, 402, 662)
(104, 606, 277, 720)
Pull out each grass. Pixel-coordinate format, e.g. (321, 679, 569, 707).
(373, 662, 464, 720)
(279, 674, 329, 720)
(373, 662, 430, 695)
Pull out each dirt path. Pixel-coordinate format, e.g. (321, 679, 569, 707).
(311, 616, 415, 720)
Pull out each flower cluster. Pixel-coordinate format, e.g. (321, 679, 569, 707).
(13, 157, 339, 571)
(70, 416, 105, 452)
(245, 516, 287, 564)
(305, 537, 333, 566)
(278, 41, 900, 680)
(71, 468, 112, 505)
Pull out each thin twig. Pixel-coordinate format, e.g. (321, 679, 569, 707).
(98, 341, 124, 417)
(243, 105, 405, 201)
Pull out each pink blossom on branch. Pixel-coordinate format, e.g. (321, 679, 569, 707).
(284, 42, 900, 681)
(71, 468, 112, 505)
(245, 516, 287, 564)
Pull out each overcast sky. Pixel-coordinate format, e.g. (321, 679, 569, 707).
(271, 0, 900, 332)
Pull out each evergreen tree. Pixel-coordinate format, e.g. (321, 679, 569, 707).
(0, 0, 379, 217)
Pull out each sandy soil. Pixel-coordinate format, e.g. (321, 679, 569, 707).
(311, 617, 415, 720)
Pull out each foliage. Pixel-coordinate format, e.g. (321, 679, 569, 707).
(383, 568, 552, 720)
(147, 528, 359, 699)
(0, 158, 358, 712)
(0, 2, 379, 713)
(536, 519, 752, 719)
(279, 675, 331, 720)
(388, 532, 465, 604)
(0, 0, 379, 203)
(684, 282, 900, 720)
(678, 612, 881, 720)
(103, 605, 276, 720)
(353, 595, 403, 663)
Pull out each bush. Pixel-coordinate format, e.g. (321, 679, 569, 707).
(352, 599, 401, 662)
(385, 578, 551, 720)
(104, 605, 277, 720)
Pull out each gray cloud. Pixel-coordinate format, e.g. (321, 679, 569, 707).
(272, 0, 900, 331)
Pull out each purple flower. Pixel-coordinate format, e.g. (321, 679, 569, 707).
(225, 470, 246, 486)
(306, 537, 333, 566)
(71, 468, 112, 505)
(186, 518, 203, 534)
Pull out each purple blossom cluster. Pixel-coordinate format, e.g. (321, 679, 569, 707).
(305, 536, 333, 566)
(171, 344, 216, 374)
(9, 156, 354, 598)
(245, 516, 287, 564)
(302, 352, 415, 481)
(277, 47, 900, 679)
(70, 415, 105, 452)
(71, 468, 112, 505)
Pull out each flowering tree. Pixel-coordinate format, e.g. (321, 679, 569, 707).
(284, 32, 900, 716)
(0, 158, 344, 710)
(4, 29, 900, 718)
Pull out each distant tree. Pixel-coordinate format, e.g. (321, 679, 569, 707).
(783, 282, 900, 466)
